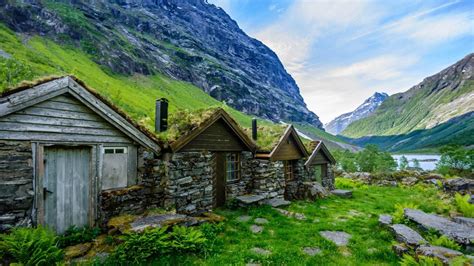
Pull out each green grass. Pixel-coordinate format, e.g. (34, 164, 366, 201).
(149, 181, 457, 265)
(0, 24, 347, 149)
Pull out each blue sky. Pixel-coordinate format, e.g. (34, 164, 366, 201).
(208, 0, 474, 124)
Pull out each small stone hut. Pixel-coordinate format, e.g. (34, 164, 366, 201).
(0, 76, 161, 233)
(254, 125, 309, 201)
(157, 106, 256, 214)
(305, 140, 336, 190)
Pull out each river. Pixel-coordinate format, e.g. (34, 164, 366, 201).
(392, 154, 441, 171)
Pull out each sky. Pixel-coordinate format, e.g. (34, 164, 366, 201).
(207, 0, 474, 124)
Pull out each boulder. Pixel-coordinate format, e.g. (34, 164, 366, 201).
(392, 243, 409, 256)
(401, 177, 418, 186)
(469, 195, 474, 204)
(379, 214, 392, 226)
(320, 231, 351, 246)
(416, 245, 463, 265)
(265, 197, 291, 207)
(130, 213, 188, 232)
(390, 224, 427, 246)
(443, 178, 474, 193)
(331, 189, 352, 198)
(404, 208, 474, 245)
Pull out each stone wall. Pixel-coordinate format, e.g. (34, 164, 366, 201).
(164, 151, 215, 214)
(251, 159, 285, 199)
(284, 159, 306, 200)
(98, 149, 165, 224)
(0, 141, 34, 231)
(226, 151, 253, 199)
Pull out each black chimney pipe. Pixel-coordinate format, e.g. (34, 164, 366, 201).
(252, 118, 257, 141)
(155, 98, 168, 133)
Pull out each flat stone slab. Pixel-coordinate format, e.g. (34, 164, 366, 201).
(404, 208, 474, 245)
(295, 213, 306, 220)
(390, 224, 427, 246)
(237, 215, 252, 222)
(250, 225, 264, 234)
(379, 214, 392, 226)
(331, 189, 353, 198)
(453, 216, 474, 227)
(251, 247, 271, 256)
(416, 245, 463, 264)
(254, 218, 269, 225)
(236, 194, 265, 205)
(273, 208, 306, 220)
(130, 214, 188, 232)
(265, 197, 291, 207)
(302, 247, 321, 256)
(320, 231, 351, 246)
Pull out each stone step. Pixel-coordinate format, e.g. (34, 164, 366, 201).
(404, 208, 474, 245)
(264, 197, 291, 207)
(236, 194, 266, 205)
(390, 224, 427, 246)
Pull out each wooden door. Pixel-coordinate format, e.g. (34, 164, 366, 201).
(214, 153, 226, 207)
(43, 146, 91, 233)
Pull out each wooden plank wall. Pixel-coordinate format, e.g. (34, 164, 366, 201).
(181, 119, 245, 151)
(272, 134, 305, 161)
(0, 94, 132, 144)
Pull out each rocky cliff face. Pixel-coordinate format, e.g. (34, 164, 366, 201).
(325, 92, 388, 135)
(342, 53, 474, 138)
(0, 0, 322, 128)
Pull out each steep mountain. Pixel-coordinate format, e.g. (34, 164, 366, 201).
(342, 53, 474, 138)
(0, 0, 322, 128)
(344, 111, 474, 152)
(325, 92, 388, 135)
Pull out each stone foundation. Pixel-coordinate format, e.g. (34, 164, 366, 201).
(0, 141, 34, 231)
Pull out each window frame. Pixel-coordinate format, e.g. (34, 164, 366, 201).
(225, 153, 241, 182)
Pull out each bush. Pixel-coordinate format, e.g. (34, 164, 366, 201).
(335, 178, 368, 189)
(170, 226, 207, 253)
(57, 225, 101, 248)
(199, 223, 224, 256)
(0, 227, 63, 266)
(400, 254, 443, 266)
(436, 145, 473, 177)
(333, 145, 397, 174)
(110, 226, 170, 264)
(427, 235, 461, 251)
(399, 156, 409, 170)
(454, 193, 474, 218)
(392, 203, 419, 224)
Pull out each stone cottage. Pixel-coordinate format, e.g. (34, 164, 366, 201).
(156, 105, 257, 214)
(0, 76, 161, 233)
(305, 140, 336, 190)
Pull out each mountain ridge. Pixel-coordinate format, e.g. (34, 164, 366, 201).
(325, 92, 388, 135)
(342, 53, 474, 138)
(0, 0, 323, 128)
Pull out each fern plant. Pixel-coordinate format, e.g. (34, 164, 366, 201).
(170, 226, 207, 253)
(427, 235, 461, 251)
(0, 227, 63, 266)
(400, 254, 443, 266)
(454, 193, 474, 217)
(392, 203, 419, 224)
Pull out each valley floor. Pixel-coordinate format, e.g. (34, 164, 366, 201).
(152, 181, 459, 265)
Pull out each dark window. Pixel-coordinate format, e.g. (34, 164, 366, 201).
(226, 153, 240, 181)
(284, 160, 294, 180)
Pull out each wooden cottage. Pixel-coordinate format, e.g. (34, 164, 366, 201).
(0, 76, 160, 233)
(158, 106, 256, 213)
(305, 141, 336, 189)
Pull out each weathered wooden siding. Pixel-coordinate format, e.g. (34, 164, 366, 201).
(181, 119, 245, 151)
(309, 151, 330, 165)
(272, 134, 305, 161)
(0, 94, 132, 144)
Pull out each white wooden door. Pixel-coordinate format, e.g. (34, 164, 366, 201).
(43, 146, 90, 233)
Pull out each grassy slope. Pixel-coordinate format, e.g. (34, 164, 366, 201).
(0, 24, 348, 149)
(152, 181, 458, 265)
(342, 79, 473, 139)
(344, 111, 474, 152)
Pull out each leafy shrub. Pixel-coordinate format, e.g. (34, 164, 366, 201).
(199, 223, 224, 256)
(57, 225, 101, 248)
(0, 226, 63, 265)
(110, 226, 170, 264)
(400, 254, 443, 266)
(392, 203, 419, 224)
(170, 226, 207, 253)
(436, 145, 473, 177)
(335, 178, 367, 189)
(399, 156, 409, 170)
(427, 235, 461, 251)
(454, 193, 474, 218)
(332, 145, 397, 173)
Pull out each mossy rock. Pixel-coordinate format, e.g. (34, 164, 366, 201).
(107, 214, 139, 234)
(64, 242, 92, 260)
(200, 212, 226, 223)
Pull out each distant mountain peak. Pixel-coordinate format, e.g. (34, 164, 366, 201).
(325, 92, 389, 135)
